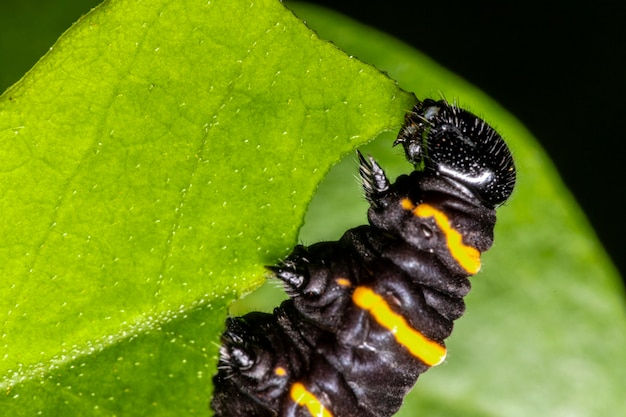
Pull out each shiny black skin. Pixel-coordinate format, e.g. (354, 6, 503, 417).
(211, 99, 515, 417)
(395, 99, 515, 208)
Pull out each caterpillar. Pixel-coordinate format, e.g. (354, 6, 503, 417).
(211, 98, 516, 417)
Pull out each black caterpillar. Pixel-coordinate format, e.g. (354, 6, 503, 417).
(211, 99, 516, 417)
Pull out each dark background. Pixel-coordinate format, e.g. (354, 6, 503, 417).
(1, 1, 624, 287)
(305, 0, 626, 287)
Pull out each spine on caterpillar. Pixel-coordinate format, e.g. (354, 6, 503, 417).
(211, 99, 516, 417)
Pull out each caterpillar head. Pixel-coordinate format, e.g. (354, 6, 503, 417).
(394, 99, 516, 208)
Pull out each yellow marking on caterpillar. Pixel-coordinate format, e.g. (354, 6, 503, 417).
(290, 382, 333, 417)
(400, 198, 481, 274)
(352, 286, 446, 367)
(400, 198, 415, 211)
(335, 277, 352, 288)
(274, 366, 287, 376)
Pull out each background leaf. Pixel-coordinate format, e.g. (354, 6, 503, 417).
(287, 3, 626, 417)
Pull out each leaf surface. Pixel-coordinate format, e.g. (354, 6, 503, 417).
(0, 0, 412, 414)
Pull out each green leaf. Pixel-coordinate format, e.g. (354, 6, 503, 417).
(289, 3, 626, 417)
(0, 0, 412, 415)
(2, 2, 624, 417)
